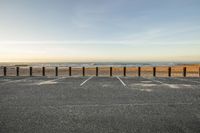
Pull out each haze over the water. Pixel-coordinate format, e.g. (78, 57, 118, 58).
(0, 0, 200, 62)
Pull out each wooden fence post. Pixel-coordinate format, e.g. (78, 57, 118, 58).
(199, 67, 200, 77)
(168, 67, 171, 77)
(183, 67, 186, 77)
(16, 67, 19, 76)
(110, 67, 112, 77)
(138, 67, 141, 77)
(69, 67, 72, 76)
(153, 67, 156, 77)
(124, 67, 126, 76)
(55, 67, 58, 76)
(42, 67, 45, 76)
(3, 67, 7, 76)
(96, 67, 98, 76)
(30, 67, 32, 76)
(82, 67, 85, 76)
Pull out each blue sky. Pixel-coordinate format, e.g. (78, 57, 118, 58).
(0, 0, 200, 62)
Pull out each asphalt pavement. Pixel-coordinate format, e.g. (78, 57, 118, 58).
(0, 76, 200, 133)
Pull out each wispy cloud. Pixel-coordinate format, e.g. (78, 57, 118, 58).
(0, 0, 200, 62)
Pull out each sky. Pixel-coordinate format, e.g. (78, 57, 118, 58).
(0, 0, 200, 62)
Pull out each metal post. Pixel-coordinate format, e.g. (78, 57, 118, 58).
(123, 67, 126, 76)
(96, 67, 98, 76)
(110, 67, 112, 77)
(69, 67, 72, 76)
(3, 67, 7, 76)
(16, 67, 19, 76)
(55, 67, 58, 76)
(42, 67, 45, 76)
(138, 67, 141, 77)
(183, 67, 186, 77)
(168, 67, 171, 77)
(30, 67, 32, 76)
(82, 67, 85, 76)
(153, 67, 156, 77)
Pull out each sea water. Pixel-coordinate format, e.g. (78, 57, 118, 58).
(0, 62, 199, 67)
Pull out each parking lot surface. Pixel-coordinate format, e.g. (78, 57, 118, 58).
(0, 76, 200, 133)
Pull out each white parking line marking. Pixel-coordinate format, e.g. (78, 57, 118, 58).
(80, 76, 93, 86)
(7, 102, 192, 108)
(62, 102, 193, 107)
(0, 77, 33, 85)
(172, 78, 200, 84)
(143, 77, 180, 89)
(116, 76, 127, 87)
(151, 78, 163, 84)
(37, 77, 67, 85)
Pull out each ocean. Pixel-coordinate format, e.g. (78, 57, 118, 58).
(0, 62, 199, 67)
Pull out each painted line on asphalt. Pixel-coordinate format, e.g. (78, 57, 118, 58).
(60, 102, 194, 107)
(80, 76, 93, 86)
(142, 77, 163, 84)
(5, 102, 194, 108)
(143, 77, 180, 89)
(37, 77, 67, 85)
(116, 76, 127, 87)
(0, 77, 33, 85)
(172, 78, 200, 84)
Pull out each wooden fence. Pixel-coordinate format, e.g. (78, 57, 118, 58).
(0, 66, 200, 77)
